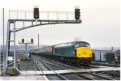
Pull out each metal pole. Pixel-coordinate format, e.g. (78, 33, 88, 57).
(100, 51, 101, 62)
(6, 21, 10, 69)
(13, 21, 16, 68)
(25, 44, 28, 58)
(38, 34, 39, 52)
(2, 8, 5, 74)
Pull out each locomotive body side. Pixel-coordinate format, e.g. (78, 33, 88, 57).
(53, 44, 75, 57)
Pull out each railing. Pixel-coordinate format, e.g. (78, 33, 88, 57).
(9, 10, 74, 20)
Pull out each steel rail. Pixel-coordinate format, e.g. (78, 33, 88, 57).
(88, 72, 114, 80)
(34, 56, 67, 80)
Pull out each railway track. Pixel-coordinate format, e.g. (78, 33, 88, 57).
(32, 55, 120, 80)
(32, 55, 67, 80)
(36, 55, 108, 69)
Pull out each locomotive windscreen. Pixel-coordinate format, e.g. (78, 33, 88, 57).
(79, 42, 90, 47)
(75, 42, 90, 48)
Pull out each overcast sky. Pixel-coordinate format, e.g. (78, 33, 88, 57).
(0, 0, 120, 48)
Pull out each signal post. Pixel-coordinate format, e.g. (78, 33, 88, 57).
(18, 38, 34, 59)
(3, 6, 82, 75)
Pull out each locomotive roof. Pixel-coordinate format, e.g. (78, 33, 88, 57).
(54, 41, 89, 48)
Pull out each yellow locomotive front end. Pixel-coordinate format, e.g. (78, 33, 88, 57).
(74, 41, 92, 65)
(76, 47, 92, 58)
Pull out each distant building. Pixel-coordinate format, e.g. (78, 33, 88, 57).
(93, 49, 111, 61)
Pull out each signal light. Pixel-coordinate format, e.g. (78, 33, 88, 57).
(22, 39, 24, 43)
(34, 7, 39, 19)
(31, 38, 33, 43)
(75, 8, 80, 20)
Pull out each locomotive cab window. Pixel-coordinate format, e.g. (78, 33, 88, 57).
(85, 43, 90, 47)
(79, 42, 90, 47)
(75, 43, 80, 48)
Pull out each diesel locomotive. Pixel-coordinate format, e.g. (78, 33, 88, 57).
(32, 41, 93, 65)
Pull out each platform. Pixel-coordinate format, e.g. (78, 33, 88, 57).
(0, 60, 48, 80)
(0, 75, 47, 80)
(0, 70, 47, 80)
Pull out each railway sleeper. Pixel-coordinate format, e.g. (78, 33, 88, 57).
(103, 71, 120, 78)
(75, 73, 93, 80)
(89, 72, 114, 80)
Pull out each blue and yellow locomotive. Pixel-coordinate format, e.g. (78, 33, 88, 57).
(35, 41, 92, 65)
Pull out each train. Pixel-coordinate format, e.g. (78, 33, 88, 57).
(31, 41, 93, 65)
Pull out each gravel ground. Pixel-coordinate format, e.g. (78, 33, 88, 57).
(17, 60, 38, 71)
